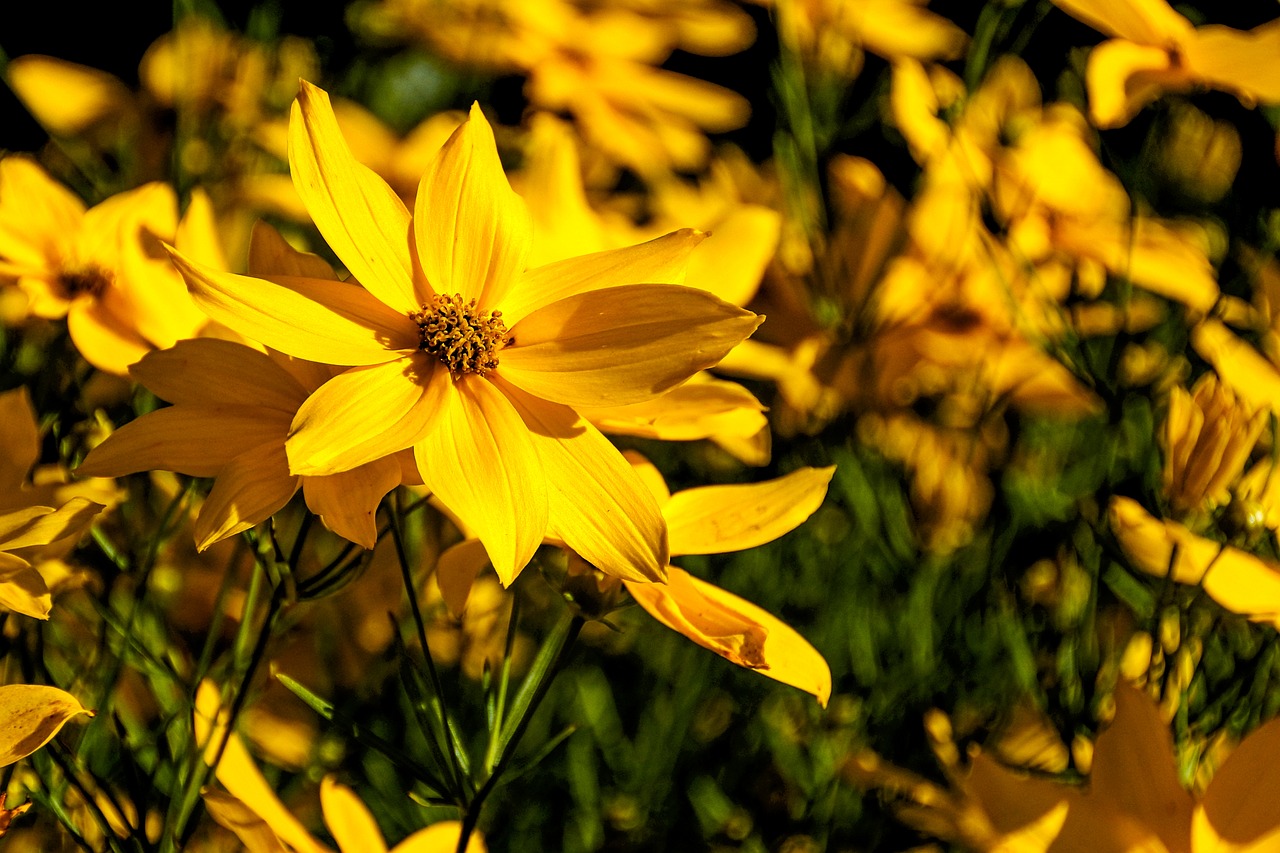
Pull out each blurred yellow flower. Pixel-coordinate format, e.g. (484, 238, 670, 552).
(1161, 374, 1264, 518)
(170, 81, 761, 585)
(1052, 0, 1280, 128)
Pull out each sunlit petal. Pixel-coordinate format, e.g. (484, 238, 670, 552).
(302, 456, 401, 549)
(321, 777, 388, 853)
(194, 443, 300, 551)
(130, 338, 308, 412)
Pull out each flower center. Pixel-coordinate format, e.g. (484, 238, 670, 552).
(59, 265, 111, 299)
(409, 293, 510, 377)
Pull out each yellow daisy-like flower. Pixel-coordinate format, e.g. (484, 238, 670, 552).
(168, 81, 762, 586)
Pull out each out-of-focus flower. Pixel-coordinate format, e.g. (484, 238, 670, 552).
(195, 682, 484, 853)
(169, 81, 761, 585)
(1052, 0, 1280, 128)
(78, 224, 403, 551)
(0, 499, 103, 620)
(1161, 374, 1265, 518)
(1156, 103, 1242, 204)
(1109, 496, 1280, 630)
(849, 680, 1280, 852)
(360, 0, 751, 175)
(0, 158, 212, 373)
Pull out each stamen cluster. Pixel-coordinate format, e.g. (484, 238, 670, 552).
(59, 266, 111, 298)
(409, 293, 510, 377)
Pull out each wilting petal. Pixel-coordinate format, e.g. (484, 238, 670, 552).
(626, 567, 832, 706)
(413, 375, 547, 585)
(0, 684, 93, 767)
(503, 229, 705, 324)
(0, 498, 102, 551)
(436, 538, 492, 617)
(290, 81, 417, 314)
(321, 777, 388, 853)
(1109, 496, 1280, 628)
(288, 358, 444, 476)
(302, 456, 401, 549)
(496, 377, 667, 583)
(663, 466, 835, 557)
(1192, 319, 1280, 418)
(130, 338, 308, 412)
(1194, 710, 1280, 850)
(193, 681, 331, 853)
(1089, 682, 1194, 852)
(169, 248, 416, 366)
(202, 790, 291, 853)
(0, 552, 52, 620)
(415, 103, 531, 311)
(501, 284, 762, 407)
(195, 443, 299, 551)
(79, 406, 287, 478)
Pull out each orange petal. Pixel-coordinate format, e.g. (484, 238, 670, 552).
(414, 102, 530, 312)
(500, 284, 762, 407)
(413, 375, 548, 585)
(663, 466, 835, 557)
(0, 387, 39, 489)
(287, 357, 444, 476)
(301, 455, 401, 549)
(626, 567, 832, 706)
(194, 443, 300, 551)
(0, 499, 102, 551)
(290, 81, 417, 314)
(1194, 710, 1280, 849)
(496, 377, 667, 583)
(436, 538, 492, 617)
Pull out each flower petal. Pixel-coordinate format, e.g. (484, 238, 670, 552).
(503, 229, 705, 324)
(169, 247, 417, 365)
(1189, 21, 1280, 104)
(247, 219, 338, 281)
(78, 406, 287, 479)
(0, 387, 39, 489)
(626, 567, 832, 706)
(1193, 319, 1280, 419)
(663, 466, 835, 558)
(290, 81, 417, 313)
(436, 538, 492, 617)
(496, 377, 667, 583)
(1084, 39, 1189, 128)
(501, 284, 762, 407)
(66, 298, 152, 376)
(0, 552, 52, 620)
(413, 375, 547, 585)
(0, 684, 93, 767)
(395, 823, 486, 853)
(0, 498, 102, 552)
(287, 357, 444, 476)
(321, 777, 388, 853)
(302, 455, 401, 549)
(1050, 0, 1193, 44)
(6, 55, 133, 137)
(130, 338, 308, 412)
(415, 103, 531, 311)
(1194, 710, 1280, 849)
(195, 443, 300, 551)
(202, 790, 292, 853)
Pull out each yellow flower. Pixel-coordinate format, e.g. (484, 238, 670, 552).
(0, 158, 211, 374)
(78, 223, 403, 552)
(1161, 374, 1265, 518)
(169, 81, 761, 585)
(1052, 0, 1280, 128)
(195, 682, 484, 853)
(0, 499, 103, 620)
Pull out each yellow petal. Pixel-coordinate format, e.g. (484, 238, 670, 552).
(415, 102, 530, 312)
(175, 188, 228, 272)
(194, 443, 300, 551)
(495, 378, 667, 583)
(66, 298, 153, 376)
(193, 681, 331, 853)
(413, 375, 548, 585)
(301, 456, 402, 549)
(0, 155, 83, 273)
(503, 229, 705, 324)
(321, 777, 388, 853)
(1051, 0, 1193, 44)
(1192, 319, 1280, 419)
(663, 466, 835, 558)
(393, 822, 485, 853)
(436, 538, 492, 617)
(500, 284, 762, 407)
(0, 387, 39, 489)
(1188, 21, 1280, 104)
(169, 247, 416, 365)
(78, 406, 287, 479)
(248, 220, 339, 281)
(626, 567, 832, 706)
(0, 553, 52, 620)
(686, 206, 779, 308)
(0, 684, 93, 766)
(1084, 39, 1189, 128)
(287, 357, 444, 476)
(202, 790, 292, 853)
(290, 81, 417, 314)
(0, 498, 103, 551)
(1089, 682, 1194, 851)
(581, 375, 767, 443)
(130, 338, 308, 413)
(6, 55, 133, 137)
(1193, 711, 1280, 850)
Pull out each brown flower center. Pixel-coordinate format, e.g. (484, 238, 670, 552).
(60, 265, 111, 299)
(409, 293, 510, 377)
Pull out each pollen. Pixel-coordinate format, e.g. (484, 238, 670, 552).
(410, 293, 511, 377)
(59, 265, 112, 299)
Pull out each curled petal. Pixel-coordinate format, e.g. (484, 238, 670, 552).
(301, 456, 402, 549)
(195, 444, 300, 551)
(0, 498, 103, 551)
